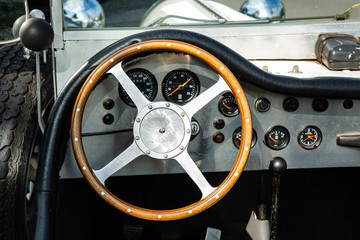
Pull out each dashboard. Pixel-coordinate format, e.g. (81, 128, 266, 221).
(61, 50, 360, 178)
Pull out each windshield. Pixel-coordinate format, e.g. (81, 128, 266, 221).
(63, 0, 360, 29)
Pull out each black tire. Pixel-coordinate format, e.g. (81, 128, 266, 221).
(0, 42, 53, 240)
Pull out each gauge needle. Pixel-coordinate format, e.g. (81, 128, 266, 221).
(303, 135, 315, 141)
(269, 136, 276, 142)
(237, 136, 242, 141)
(168, 77, 192, 96)
(222, 102, 230, 109)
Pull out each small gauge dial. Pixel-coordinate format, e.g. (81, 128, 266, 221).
(264, 126, 290, 150)
(119, 68, 157, 107)
(298, 126, 322, 150)
(162, 69, 200, 104)
(232, 127, 257, 149)
(218, 92, 239, 117)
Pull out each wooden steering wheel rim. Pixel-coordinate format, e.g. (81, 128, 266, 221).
(71, 40, 252, 221)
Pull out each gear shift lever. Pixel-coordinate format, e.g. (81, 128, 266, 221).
(269, 157, 287, 240)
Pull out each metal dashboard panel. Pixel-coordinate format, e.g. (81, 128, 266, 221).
(60, 52, 360, 178)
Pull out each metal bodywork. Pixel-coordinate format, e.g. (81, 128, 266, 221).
(49, 0, 360, 178)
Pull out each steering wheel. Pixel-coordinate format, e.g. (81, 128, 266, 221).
(71, 40, 252, 221)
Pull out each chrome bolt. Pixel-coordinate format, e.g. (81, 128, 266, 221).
(179, 146, 184, 150)
(166, 103, 170, 107)
(146, 150, 150, 155)
(164, 154, 168, 158)
(181, 112, 185, 117)
(135, 136, 140, 141)
(186, 129, 191, 134)
(148, 105, 153, 109)
(136, 118, 140, 123)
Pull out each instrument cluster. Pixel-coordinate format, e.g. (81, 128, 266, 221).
(119, 65, 324, 152)
(119, 68, 200, 106)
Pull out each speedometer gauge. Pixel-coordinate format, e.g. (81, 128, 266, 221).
(119, 69, 157, 107)
(298, 126, 322, 150)
(162, 69, 200, 104)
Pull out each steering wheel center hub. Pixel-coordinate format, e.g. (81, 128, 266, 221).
(133, 102, 191, 159)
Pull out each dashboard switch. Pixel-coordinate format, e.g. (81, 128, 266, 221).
(312, 99, 328, 112)
(255, 98, 270, 112)
(213, 118, 225, 129)
(336, 133, 360, 148)
(213, 132, 225, 143)
(283, 97, 299, 112)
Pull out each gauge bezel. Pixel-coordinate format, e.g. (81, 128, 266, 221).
(232, 126, 257, 149)
(218, 92, 239, 117)
(297, 125, 322, 150)
(118, 68, 158, 107)
(264, 125, 290, 150)
(161, 68, 200, 104)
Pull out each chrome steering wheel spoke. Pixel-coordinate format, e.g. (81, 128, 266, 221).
(108, 63, 151, 111)
(174, 151, 216, 199)
(182, 76, 230, 118)
(94, 142, 143, 184)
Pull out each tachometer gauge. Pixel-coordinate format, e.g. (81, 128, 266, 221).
(264, 125, 290, 150)
(162, 69, 200, 104)
(119, 68, 157, 107)
(218, 92, 239, 117)
(232, 127, 257, 149)
(298, 125, 322, 150)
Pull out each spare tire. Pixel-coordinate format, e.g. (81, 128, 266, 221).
(0, 42, 53, 240)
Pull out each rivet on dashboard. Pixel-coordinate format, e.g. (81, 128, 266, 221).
(146, 150, 150, 155)
(135, 136, 140, 141)
(181, 112, 185, 117)
(186, 129, 191, 134)
(148, 105, 153, 109)
(166, 103, 170, 107)
(179, 146, 184, 150)
(136, 118, 140, 123)
(164, 154, 168, 159)
(127, 209, 131, 213)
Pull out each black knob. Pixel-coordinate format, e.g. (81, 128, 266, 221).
(283, 97, 299, 112)
(269, 157, 287, 176)
(19, 18, 54, 51)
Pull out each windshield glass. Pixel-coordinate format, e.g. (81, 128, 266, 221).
(63, 0, 360, 29)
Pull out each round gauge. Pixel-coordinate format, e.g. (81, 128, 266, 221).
(232, 127, 257, 149)
(264, 126, 290, 150)
(298, 125, 322, 150)
(162, 69, 200, 104)
(218, 92, 239, 117)
(119, 68, 157, 107)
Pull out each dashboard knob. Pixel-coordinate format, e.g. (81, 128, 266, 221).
(269, 157, 287, 176)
